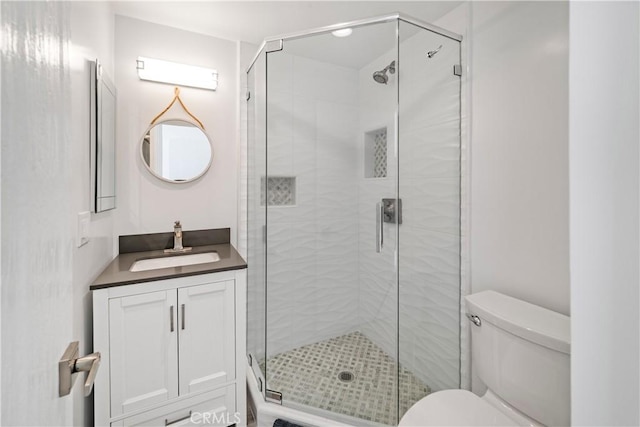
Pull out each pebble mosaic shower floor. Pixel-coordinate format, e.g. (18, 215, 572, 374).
(261, 331, 430, 425)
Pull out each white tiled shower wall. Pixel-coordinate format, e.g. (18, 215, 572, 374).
(356, 46, 399, 366)
(264, 52, 361, 356)
(397, 29, 462, 392)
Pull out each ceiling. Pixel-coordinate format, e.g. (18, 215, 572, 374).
(112, 1, 463, 46)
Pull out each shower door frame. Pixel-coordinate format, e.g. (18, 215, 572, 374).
(246, 13, 462, 74)
(245, 12, 466, 425)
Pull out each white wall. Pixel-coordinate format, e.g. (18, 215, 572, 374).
(569, 2, 640, 425)
(114, 16, 238, 243)
(237, 41, 255, 259)
(0, 0, 3, 420)
(1, 2, 115, 425)
(456, 2, 570, 315)
(432, 0, 569, 395)
(69, 3, 116, 425)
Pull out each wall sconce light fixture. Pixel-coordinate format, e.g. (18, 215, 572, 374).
(136, 56, 218, 91)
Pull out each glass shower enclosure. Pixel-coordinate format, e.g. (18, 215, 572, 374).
(247, 13, 463, 426)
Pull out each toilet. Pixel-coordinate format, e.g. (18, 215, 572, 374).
(400, 290, 570, 426)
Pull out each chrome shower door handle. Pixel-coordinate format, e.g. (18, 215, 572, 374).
(376, 202, 381, 252)
(380, 202, 384, 249)
(376, 202, 384, 253)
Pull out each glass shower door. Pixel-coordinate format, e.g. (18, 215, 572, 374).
(262, 21, 401, 426)
(246, 15, 463, 427)
(247, 54, 267, 398)
(398, 20, 463, 418)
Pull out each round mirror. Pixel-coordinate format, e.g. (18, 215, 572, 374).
(140, 119, 213, 183)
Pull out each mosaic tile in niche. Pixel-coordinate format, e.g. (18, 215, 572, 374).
(261, 176, 296, 206)
(374, 128, 387, 178)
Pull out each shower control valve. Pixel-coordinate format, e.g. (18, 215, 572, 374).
(382, 198, 402, 224)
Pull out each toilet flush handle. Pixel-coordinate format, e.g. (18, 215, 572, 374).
(466, 313, 481, 327)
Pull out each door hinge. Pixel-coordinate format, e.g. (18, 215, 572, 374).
(265, 39, 283, 54)
(453, 64, 462, 76)
(266, 389, 283, 404)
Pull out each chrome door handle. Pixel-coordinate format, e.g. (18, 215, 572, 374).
(75, 352, 101, 396)
(380, 202, 384, 249)
(376, 202, 383, 253)
(59, 341, 101, 397)
(170, 305, 175, 332)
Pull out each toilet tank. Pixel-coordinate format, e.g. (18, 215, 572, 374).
(466, 291, 570, 427)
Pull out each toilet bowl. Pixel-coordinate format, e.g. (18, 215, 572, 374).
(399, 389, 540, 426)
(400, 290, 570, 427)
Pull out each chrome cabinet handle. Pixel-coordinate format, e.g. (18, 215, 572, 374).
(181, 304, 186, 330)
(165, 410, 192, 426)
(170, 306, 174, 332)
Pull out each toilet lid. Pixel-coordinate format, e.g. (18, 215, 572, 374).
(399, 390, 516, 427)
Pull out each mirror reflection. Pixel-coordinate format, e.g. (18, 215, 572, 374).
(91, 59, 117, 212)
(141, 119, 213, 183)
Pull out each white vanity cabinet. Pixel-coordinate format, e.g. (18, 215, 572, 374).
(93, 270, 246, 427)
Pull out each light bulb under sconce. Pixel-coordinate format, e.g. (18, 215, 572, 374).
(136, 56, 218, 91)
(332, 28, 353, 38)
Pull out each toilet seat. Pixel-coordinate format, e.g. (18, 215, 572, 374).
(399, 390, 517, 427)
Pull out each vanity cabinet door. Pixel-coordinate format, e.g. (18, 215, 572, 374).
(109, 290, 179, 417)
(178, 280, 235, 395)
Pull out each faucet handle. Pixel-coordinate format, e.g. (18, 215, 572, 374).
(174, 220, 181, 228)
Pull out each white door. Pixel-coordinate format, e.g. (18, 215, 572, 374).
(109, 290, 179, 416)
(178, 281, 235, 395)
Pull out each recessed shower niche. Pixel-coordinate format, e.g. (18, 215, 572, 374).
(365, 127, 388, 179)
(247, 13, 463, 426)
(260, 176, 296, 206)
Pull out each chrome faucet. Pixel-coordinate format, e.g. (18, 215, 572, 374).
(173, 220, 184, 250)
(164, 220, 192, 253)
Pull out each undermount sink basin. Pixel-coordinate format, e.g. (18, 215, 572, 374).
(130, 252, 221, 272)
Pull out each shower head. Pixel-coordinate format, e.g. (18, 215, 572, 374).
(372, 60, 396, 84)
(372, 71, 388, 84)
